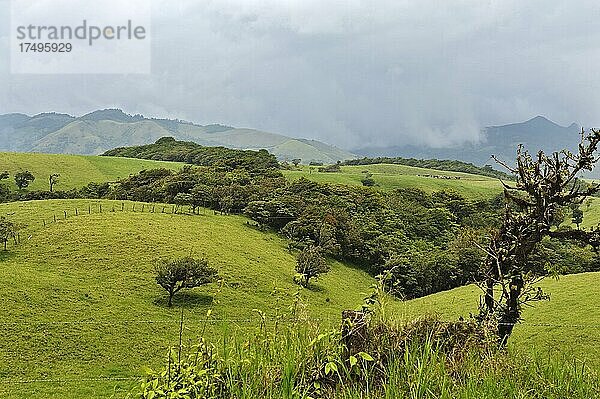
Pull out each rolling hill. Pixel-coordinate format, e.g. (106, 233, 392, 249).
(0, 153, 598, 397)
(1, 198, 598, 397)
(0, 199, 375, 398)
(0, 152, 185, 191)
(397, 272, 600, 368)
(283, 164, 503, 198)
(0, 152, 503, 197)
(0, 109, 356, 164)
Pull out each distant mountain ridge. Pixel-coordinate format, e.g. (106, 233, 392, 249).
(0, 109, 356, 164)
(356, 116, 582, 167)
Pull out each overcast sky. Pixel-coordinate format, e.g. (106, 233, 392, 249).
(1, 0, 599, 150)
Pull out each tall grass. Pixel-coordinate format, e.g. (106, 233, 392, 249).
(126, 312, 600, 399)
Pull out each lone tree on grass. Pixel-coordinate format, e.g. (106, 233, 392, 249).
(14, 171, 35, 190)
(49, 173, 60, 192)
(0, 217, 16, 251)
(479, 128, 600, 344)
(295, 246, 330, 287)
(155, 257, 218, 307)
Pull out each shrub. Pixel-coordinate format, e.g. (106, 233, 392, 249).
(155, 257, 218, 306)
(294, 246, 330, 287)
(14, 170, 35, 190)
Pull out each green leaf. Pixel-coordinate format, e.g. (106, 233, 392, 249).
(349, 355, 358, 367)
(325, 361, 338, 375)
(358, 351, 374, 361)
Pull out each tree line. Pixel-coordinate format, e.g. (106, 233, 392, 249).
(103, 137, 280, 176)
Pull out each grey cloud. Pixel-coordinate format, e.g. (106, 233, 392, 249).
(1, 0, 600, 150)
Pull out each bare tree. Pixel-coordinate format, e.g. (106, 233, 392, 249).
(479, 128, 600, 344)
(49, 173, 60, 192)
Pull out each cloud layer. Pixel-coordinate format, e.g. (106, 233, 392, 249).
(1, 0, 600, 150)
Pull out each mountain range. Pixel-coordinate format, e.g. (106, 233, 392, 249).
(0, 109, 356, 164)
(0, 110, 587, 170)
(356, 116, 583, 167)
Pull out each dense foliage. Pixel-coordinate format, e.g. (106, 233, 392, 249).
(102, 137, 280, 175)
(343, 157, 512, 179)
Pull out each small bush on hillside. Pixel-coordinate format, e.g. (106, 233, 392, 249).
(0, 217, 23, 251)
(294, 246, 330, 287)
(0, 217, 16, 251)
(0, 184, 9, 202)
(361, 176, 376, 186)
(155, 257, 218, 307)
(318, 163, 341, 173)
(14, 170, 35, 190)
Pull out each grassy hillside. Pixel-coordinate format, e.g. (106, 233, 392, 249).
(396, 272, 600, 368)
(0, 153, 504, 198)
(577, 196, 600, 227)
(0, 199, 374, 398)
(283, 164, 503, 198)
(0, 152, 185, 191)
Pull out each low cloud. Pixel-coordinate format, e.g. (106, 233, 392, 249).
(1, 0, 599, 150)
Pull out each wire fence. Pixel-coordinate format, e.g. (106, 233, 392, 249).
(36, 200, 208, 227)
(1, 200, 226, 250)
